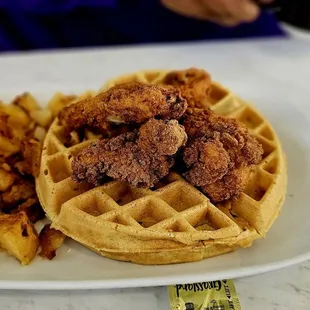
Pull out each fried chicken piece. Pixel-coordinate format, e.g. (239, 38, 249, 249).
(72, 118, 187, 188)
(183, 137, 231, 187)
(201, 167, 252, 203)
(181, 108, 263, 202)
(182, 108, 263, 167)
(59, 82, 187, 133)
(163, 68, 212, 108)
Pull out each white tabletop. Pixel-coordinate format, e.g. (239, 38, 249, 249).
(1, 27, 310, 309)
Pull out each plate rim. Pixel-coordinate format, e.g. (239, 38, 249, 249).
(0, 252, 309, 290)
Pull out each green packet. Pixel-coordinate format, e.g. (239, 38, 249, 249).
(168, 279, 241, 310)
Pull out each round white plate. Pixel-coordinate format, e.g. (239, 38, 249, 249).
(0, 38, 309, 290)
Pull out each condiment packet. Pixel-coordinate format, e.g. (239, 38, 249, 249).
(168, 279, 241, 310)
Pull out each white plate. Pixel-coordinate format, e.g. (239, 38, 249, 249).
(0, 38, 310, 290)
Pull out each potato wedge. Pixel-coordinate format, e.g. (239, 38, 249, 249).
(0, 168, 16, 192)
(11, 198, 45, 223)
(39, 224, 66, 260)
(0, 101, 30, 128)
(47, 92, 76, 117)
(12, 92, 40, 113)
(30, 110, 52, 128)
(15, 139, 41, 177)
(33, 126, 46, 142)
(1, 177, 36, 206)
(0, 212, 39, 265)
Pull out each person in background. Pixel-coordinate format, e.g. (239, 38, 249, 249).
(0, 0, 284, 52)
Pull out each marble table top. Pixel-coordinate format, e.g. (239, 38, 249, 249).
(0, 261, 309, 309)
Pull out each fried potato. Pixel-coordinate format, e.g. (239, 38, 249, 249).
(15, 139, 41, 177)
(0, 168, 16, 192)
(69, 131, 80, 145)
(0, 137, 20, 157)
(47, 92, 77, 117)
(30, 109, 52, 128)
(1, 177, 35, 206)
(0, 101, 30, 128)
(12, 92, 40, 113)
(39, 224, 66, 260)
(33, 126, 47, 142)
(75, 90, 96, 101)
(10, 197, 45, 223)
(0, 112, 23, 157)
(0, 211, 39, 265)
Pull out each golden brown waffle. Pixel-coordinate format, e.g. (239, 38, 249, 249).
(36, 69, 287, 265)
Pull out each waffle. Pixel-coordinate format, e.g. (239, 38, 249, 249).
(36, 69, 287, 265)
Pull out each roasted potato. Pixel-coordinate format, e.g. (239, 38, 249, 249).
(0, 168, 16, 192)
(0, 112, 21, 157)
(30, 109, 53, 128)
(75, 90, 96, 101)
(0, 211, 39, 265)
(14, 138, 41, 177)
(11, 198, 45, 223)
(0, 101, 30, 128)
(33, 126, 46, 142)
(47, 92, 76, 117)
(1, 177, 36, 207)
(39, 224, 66, 260)
(12, 92, 40, 113)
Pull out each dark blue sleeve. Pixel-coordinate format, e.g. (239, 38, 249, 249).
(0, 0, 286, 52)
(0, 0, 116, 13)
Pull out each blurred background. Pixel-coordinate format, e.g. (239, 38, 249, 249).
(0, 0, 309, 52)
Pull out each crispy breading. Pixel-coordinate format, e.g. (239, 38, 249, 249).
(182, 137, 230, 187)
(201, 167, 252, 202)
(72, 119, 187, 188)
(181, 108, 263, 202)
(59, 82, 187, 133)
(0, 211, 39, 265)
(182, 108, 263, 167)
(39, 224, 66, 260)
(138, 118, 187, 156)
(163, 68, 212, 108)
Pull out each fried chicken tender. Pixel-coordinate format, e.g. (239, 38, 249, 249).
(183, 108, 263, 167)
(182, 108, 263, 202)
(59, 82, 187, 133)
(183, 138, 230, 187)
(72, 118, 187, 188)
(201, 167, 252, 203)
(163, 68, 212, 108)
